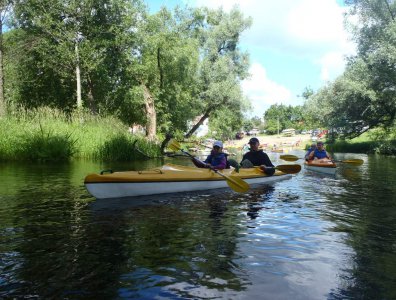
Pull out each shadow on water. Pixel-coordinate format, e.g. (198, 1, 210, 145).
(88, 188, 261, 299)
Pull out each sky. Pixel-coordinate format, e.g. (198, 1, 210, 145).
(147, 0, 356, 117)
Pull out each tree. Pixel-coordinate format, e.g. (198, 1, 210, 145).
(0, 0, 12, 117)
(208, 107, 244, 140)
(12, 0, 144, 112)
(304, 0, 396, 138)
(121, 7, 201, 139)
(184, 7, 252, 138)
(264, 104, 305, 134)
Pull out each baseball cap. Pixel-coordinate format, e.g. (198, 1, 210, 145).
(317, 141, 324, 145)
(213, 140, 223, 148)
(248, 137, 259, 144)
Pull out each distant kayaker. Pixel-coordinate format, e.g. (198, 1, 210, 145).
(305, 143, 317, 161)
(191, 140, 227, 170)
(240, 137, 275, 176)
(308, 141, 331, 160)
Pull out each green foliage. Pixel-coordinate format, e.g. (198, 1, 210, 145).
(124, 6, 202, 134)
(326, 139, 396, 155)
(0, 107, 161, 161)
(18, 130, 76, 162)
(5, 1, 252, 141)
(264, 104, 305, 134)
(326, 126, 396, 155)
(94, 134, 161, 161)
(304, 0, 396, 139)
(326, 140, 376, 154)
(10, 0, 146, 113)
(208, 108, 244, 140)
(184, 6, 252, 138)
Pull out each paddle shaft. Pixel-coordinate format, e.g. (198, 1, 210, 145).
(168, 139, 250, 192)
(280, 154, 363, 165)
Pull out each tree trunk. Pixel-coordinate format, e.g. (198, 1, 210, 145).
(142, 83, 156, 139)
(75, 43, 82, 109)
(157, 47, 163, 89)
(0, 17, 5, 117)
(87, 75, 98, 114)
(160, 133, 174, 154)
(184, 107, 213, 139)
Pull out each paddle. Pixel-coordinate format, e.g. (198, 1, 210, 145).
(167, 139, 250, 193)
(280, 154, 364, 165)
(332, 159, 364, 165)
(274, 164, 301, 174)
(279, 154, 300, 162)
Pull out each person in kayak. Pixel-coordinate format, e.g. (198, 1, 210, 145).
(308, 141, 331, 160)
(240, 137, 275, 175)
(305, 143, 317, 161)
(191, 140, 227, 170)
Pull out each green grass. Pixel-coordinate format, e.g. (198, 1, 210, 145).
(0, 107, 161, 162)
(325, 128, 396, 155)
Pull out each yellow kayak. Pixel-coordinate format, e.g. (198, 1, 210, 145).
(84, 163, 292, 199)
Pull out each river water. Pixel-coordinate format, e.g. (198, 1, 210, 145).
(1, 151, 396, 299)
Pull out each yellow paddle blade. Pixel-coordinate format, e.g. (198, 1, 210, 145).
(275, 164, 302, 174)
(223, 174, 250, 193)
(340, 159, 364, 165)
(279, 154, 300, 162)
(167, 139, 181, 152)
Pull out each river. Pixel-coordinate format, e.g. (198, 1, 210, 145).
(1, 151, 396, 299)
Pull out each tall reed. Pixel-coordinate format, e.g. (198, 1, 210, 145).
(0, 107, 161, 161)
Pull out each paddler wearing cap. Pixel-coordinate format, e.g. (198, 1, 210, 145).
(240, 137, 275, 176)
(191, 140, 227, 170)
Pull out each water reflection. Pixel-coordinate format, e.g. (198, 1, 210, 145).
(1, 155, 396, 299)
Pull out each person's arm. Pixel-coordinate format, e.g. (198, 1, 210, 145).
(261, 153, 274, 167)
(192, 157, 207, 168)
(309, 150, 315, 160)
(305, 150, 314, 160)
(325, 151, 331, 160)
(240, 153, 248, 165)
(258, 153, 275, 175)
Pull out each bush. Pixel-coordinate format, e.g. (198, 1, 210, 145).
(326, 139, 396, 155)
(94, 134, 161, 161)
(18, 130, 76, 161)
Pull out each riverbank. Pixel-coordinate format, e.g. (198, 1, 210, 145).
(0, 108, 161, 162)
(224, 134, 313, 151)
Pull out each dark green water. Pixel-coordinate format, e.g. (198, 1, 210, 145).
(1, 152, 396, 299)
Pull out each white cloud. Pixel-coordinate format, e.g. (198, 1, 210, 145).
(190, 0, 356, 115)
(318, 51, 347, 82)
(241, 63, 293, 117)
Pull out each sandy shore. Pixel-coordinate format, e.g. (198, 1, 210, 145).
(224, 134, 313, 151)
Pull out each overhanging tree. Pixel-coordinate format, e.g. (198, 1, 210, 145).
(308, 0, 396, 138)
(184, 7, 252, 138)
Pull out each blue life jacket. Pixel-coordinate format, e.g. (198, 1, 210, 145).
(313, 148, 328, 159)
(204, 152, 227, 169)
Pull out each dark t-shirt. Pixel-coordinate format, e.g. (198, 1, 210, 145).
(241, 150, 274, 167)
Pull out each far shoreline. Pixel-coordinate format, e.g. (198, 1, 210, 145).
(224, 134, 314, 151)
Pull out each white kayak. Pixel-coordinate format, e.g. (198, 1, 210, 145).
(304, 159, 337, 175)
(84, 163, 293, 199)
